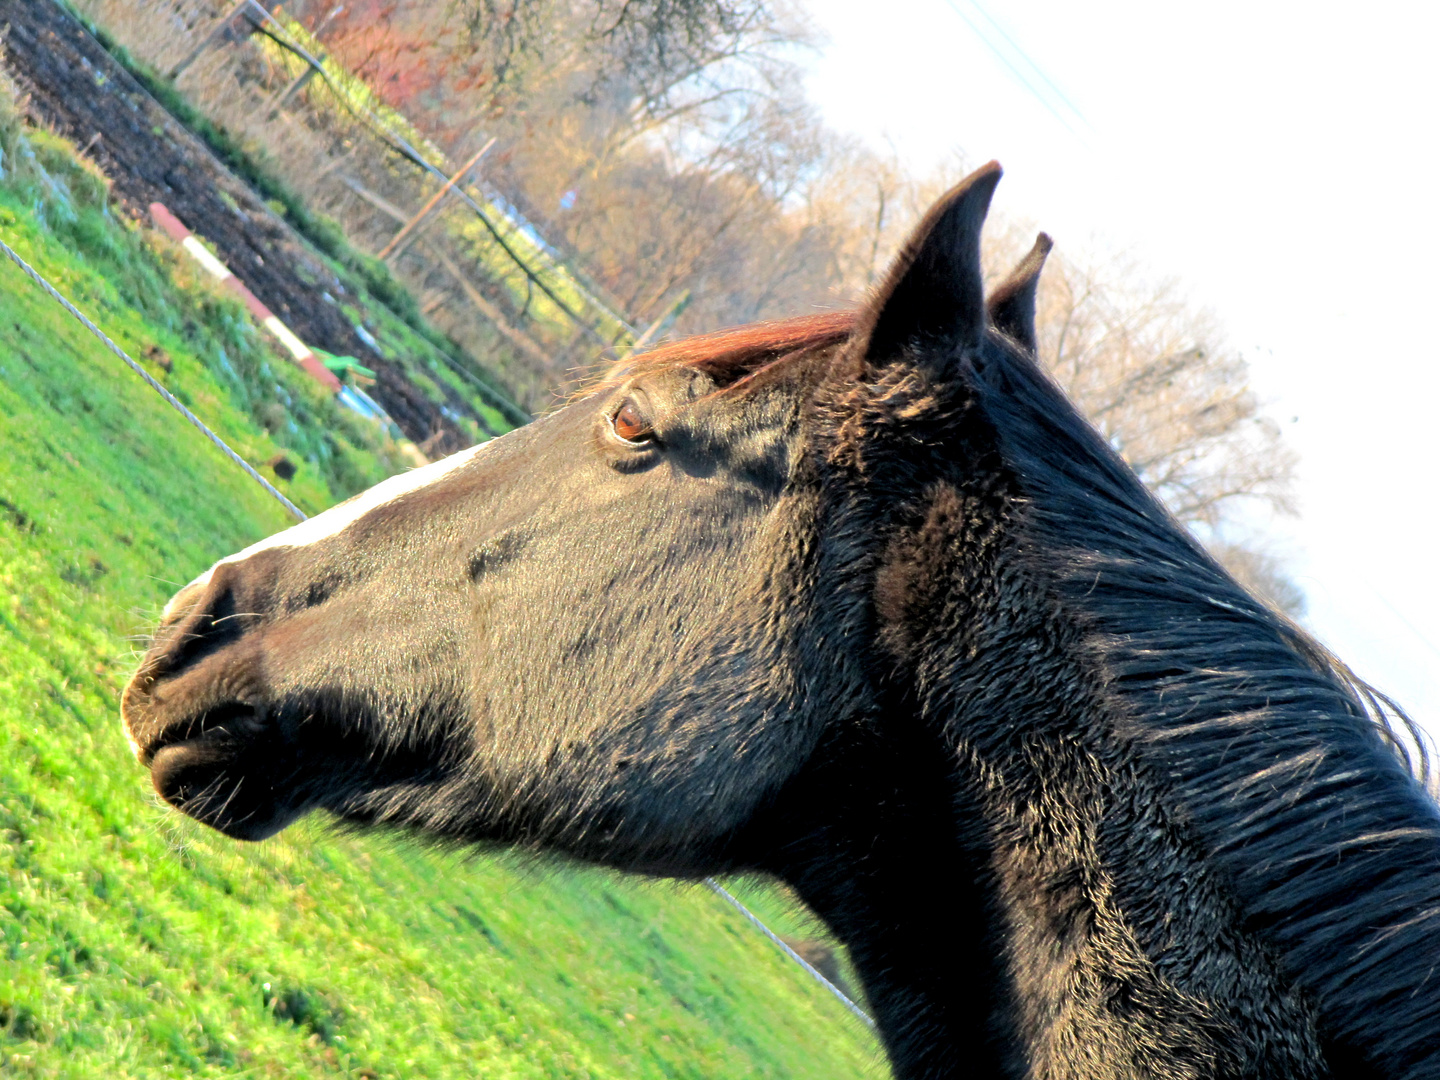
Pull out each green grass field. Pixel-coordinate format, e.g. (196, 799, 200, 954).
(0, 92, 882, 1078)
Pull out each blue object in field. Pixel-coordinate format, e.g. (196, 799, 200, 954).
(337, 384, 400, 439)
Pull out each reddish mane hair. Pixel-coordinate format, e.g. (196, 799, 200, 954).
(592, 311, 856, 396)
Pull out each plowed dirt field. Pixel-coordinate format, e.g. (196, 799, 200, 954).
(0, 0, 483, 451)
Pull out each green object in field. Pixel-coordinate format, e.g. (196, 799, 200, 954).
(315, 348, 378, 386)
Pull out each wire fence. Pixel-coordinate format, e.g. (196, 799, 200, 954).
(0, 230, 876, 1032)
(0, 237, 305, 521)
(706, 880, 876, 1030)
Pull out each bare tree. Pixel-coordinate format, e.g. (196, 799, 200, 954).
(447, 0, 801, 115)
(1027, 244, 1296, 530)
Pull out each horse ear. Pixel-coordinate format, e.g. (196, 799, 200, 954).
(852, 161, 1002, 366)
(987, 232, 1053, 354)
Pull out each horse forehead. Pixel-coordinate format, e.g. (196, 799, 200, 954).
(161, 414, 561, 618)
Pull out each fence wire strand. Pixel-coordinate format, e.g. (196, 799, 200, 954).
(0, 235, 307, 521)
(706, 879, 876, 1028)
(1, 228, 877, 1033)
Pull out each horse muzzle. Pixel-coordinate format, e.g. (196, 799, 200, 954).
(122, 567, 302, 841)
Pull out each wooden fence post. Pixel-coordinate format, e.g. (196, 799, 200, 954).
(628, 291, 692, 353)
(377, 138, 497, 262)
(264, 3, 345, 116)
(169, 0, 260, 80)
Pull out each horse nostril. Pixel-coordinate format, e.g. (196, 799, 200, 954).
(145, 572, 247, 683)
(159, 579, 209, 627)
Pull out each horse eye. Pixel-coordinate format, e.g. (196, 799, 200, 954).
(611, 400, 654, 444)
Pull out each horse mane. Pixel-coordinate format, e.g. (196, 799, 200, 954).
(592, 311, 855, 394)
(971, 338, 1440, 1077)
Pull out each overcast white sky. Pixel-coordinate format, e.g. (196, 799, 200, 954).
(801, 0, 1440, 733)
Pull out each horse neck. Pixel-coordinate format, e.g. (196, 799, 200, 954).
(761, 573, 1343, 1079)
(750, 690, 1021, 1079)
(807, 485, 1440, 1078)
(756, 469, 1355, 1078)
(970, 351, 1440, 1077)
(764, 365, 1440, 1074)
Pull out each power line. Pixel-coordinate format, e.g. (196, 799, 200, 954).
(942, 0, 1088, 136)
(1364, 582, 1440, 663)
(966, 0, 1087, 124)
(706, 879, 876, 1029)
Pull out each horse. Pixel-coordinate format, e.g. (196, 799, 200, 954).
(121, 163, 1440, 1079)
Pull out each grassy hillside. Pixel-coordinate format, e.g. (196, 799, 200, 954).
(0, 94, 882, 1077)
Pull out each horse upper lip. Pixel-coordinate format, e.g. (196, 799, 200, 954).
(135, 701, 268, 767)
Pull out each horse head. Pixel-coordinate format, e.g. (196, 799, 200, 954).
(120, 298, 866, 870)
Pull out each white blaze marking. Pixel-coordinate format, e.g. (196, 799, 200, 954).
(161, 439, 493, 619)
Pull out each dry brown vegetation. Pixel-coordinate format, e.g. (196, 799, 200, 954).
(73, 0, 1301, 609)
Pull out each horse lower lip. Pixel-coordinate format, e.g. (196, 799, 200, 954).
(145, 703, 293, 841)
(149, 731, 291, 841)
(149, 726, 251, 804)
